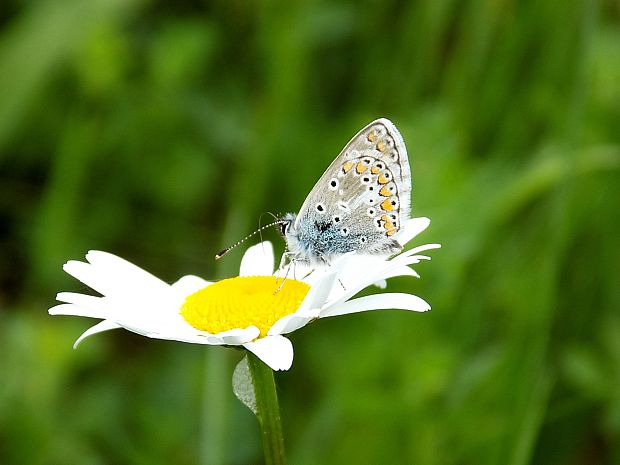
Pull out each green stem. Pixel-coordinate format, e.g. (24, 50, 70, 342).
(246, 352, 287, 465)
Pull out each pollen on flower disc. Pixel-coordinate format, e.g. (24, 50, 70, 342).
(180, 276, 310, 338)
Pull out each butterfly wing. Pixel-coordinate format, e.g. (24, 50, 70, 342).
(292, 118, 411, 260)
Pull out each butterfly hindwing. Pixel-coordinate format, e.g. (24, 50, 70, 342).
(292, 118, 411, 260)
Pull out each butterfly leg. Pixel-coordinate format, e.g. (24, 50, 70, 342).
(273, 265, 291, 294)
(274, 251, 296, 294)
(317, 252, 347, 291)
(275, 251, 291, 285)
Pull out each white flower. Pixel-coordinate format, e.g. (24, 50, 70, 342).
(49, 217, 440, 371)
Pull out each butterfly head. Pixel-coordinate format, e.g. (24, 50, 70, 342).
(278, 212, 311, 264)
(277, 213, 297, 238)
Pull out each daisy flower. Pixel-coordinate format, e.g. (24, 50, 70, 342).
(49, 217, 439, 371)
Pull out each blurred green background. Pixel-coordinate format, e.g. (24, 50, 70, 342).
(1, 0, 619, 464)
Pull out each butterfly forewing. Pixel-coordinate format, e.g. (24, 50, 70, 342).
(293, 118, 411, 257)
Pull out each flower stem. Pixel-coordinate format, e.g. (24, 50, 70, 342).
(246, 352, 287, 465)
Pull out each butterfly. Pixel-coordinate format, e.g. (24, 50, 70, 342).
(277, 118, 411, 267)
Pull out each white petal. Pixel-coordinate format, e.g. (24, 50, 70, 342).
(266, 269, 338, 335)
(54, 295, 200, 341)
(206, 326, 261, 345)
(328, 255, 387, 296)
(327, 245, 438, 306)
(122, 325, 218, 345)
(240, 241, 274, 276)
(268, 307, 320, 336)
(299, 270, 338, 311)
(57, 292, 103, 308)
(63, 251, 168, 299)
(140, 330, 220, 345)
(49, 303, 109, 319)
(394, 217, 430, 246)
(243, 335, 294, 371)
(320, 292, 431, 318)
(73, 320, 121, 348)
(326, 268, 388, 307)
(170, 275, 211, 301)
(374, 279, 387, 289)
(55, 291, 173, 331)
(62, 260, 103, 293)
(124, 321, 259, 346)
(86, 251, 170, 294)
(376, 265, 420, 281)
(388, 252, 437, 271)
(397, 243, 441, 260)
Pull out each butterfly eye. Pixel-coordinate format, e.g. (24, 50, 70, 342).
(278, 221, 290, 236)
(328, 179, 339, 190)
(315, 203, 325, 213)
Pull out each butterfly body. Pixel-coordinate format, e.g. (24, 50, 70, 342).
(280, 118, 411, 267)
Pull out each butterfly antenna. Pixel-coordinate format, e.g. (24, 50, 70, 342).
(215, 220, 284, 260)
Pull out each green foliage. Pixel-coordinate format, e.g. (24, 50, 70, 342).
(1, 0, 618, 464)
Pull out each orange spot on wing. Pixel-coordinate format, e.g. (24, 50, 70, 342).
(371, 166, 381, 174)
(386, 229, 397, 236)
(379, 186, 391, 197)
(377, 140, 387, 152)
(367, 132, 377, 142)
(356, 162, 368, 174)
(342, 161, 354, 173)
(378, 173, 390, 184)
(381, 199, 394, 211)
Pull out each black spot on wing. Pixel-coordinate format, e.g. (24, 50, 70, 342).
(314, 221, 331, 233)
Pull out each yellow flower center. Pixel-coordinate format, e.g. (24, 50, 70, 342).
(180, 276, 310, 338)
